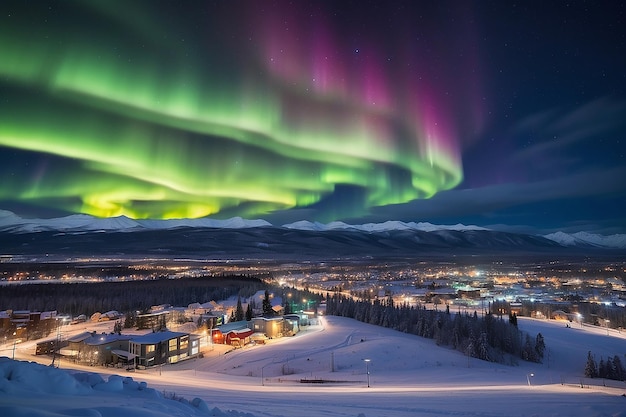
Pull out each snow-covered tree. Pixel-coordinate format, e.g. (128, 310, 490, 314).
(535, 333, 545, 359)
(584, 351, 598, 378)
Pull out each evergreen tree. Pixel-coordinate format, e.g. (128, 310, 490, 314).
(262, 290, 273, 317)
(235, 296, 244, 322)
(599, 358, 609, 379)
(535, 333, 545, 359)
(612, 355, 625, 381)
(113, 320, 123, 335)
(584, 351, 598, 378)
(477, 332, 490, 361)
(123, 311, 136, 329)
(245, 303, 253, 321)
(521, 334, 537, 362)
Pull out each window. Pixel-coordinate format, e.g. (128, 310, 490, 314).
(180, 336, 189, 351)
(146, 344, 155, 353)
(168, 338, 178, 351)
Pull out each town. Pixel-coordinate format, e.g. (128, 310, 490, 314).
(1, 256, 625, 367)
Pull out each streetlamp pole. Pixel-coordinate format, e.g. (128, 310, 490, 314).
(364, 359, 371, 388)
(526, 373, 534, 386)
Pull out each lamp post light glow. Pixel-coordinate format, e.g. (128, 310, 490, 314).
(526, 373, 534, 386)
(364, 359, 371, 388)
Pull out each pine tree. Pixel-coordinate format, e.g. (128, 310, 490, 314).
(598, 358, 607, 378)
(535, 333, 545, 359)
(235, 296, 244, 322)
(245, 303, 253, 321)
(113, 320, 123, 335)
(262, 290, 273, 317)
(478, 332, 490, 361)
(123, 311, 136, 329)
(613, 355, 625, 381)
(584, 351, 598, 378)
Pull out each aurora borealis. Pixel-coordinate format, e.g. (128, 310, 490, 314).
(0, 1, 477, 221)
(1, 1, 625, 233)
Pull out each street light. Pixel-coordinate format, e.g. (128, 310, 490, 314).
(11, 331, 17, 360)
(526, 373, 534, 386)
(363, 359, 371, 388)
(605, 319, 610, 336)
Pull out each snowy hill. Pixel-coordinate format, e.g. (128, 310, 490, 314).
(281, 219, 488, 232)
(3, 316, 626, 417)
(0, 210, 271, 233)
(1, 210, 624, 256)
(544, 231, 626, 249)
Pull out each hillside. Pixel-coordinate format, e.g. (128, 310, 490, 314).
(3, 315, 626, 416)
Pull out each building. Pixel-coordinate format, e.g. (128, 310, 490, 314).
(61, 332, 131, 365)
(224, 328, 254, 347)
(251, 317, 286, 339)
(129, 330, 198, 367)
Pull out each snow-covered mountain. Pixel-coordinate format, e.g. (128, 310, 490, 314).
(282, 220, 488, 233)
(1, 210, 624, 255)
(0, 210, 271, 233)
(544, 231, 626, 249)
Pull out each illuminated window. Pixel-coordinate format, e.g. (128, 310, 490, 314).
(180, 336, 189, 351)
(146, 344, 155, 353)
(168, 338, 178, 351)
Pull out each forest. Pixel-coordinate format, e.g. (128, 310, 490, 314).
(326, 293, 545, 365)
(0, 274, 266, 316)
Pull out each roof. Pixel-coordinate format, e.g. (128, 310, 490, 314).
(252, 316, 284, 322)
(85, 334, 131, 346)
(67, 332, 93, 343)
(130, 330, 187, 345)
(217, 320, 250, 333)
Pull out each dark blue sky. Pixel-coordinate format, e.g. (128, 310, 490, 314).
(1, 1, 625, 234)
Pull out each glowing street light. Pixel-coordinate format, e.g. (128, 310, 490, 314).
(363, 359, 371, 388)
(526, 373, 534, 386)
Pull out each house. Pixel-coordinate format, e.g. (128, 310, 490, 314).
(136, 311, 170, 330)
(251, 317, 285, 339)
(551, 310, 570, 321)
(224, 328, 254, 347)
(61, 332, 131, 365)
(129, 330, 197, 367)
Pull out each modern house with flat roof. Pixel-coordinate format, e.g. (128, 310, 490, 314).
(61, 332, 131, 365)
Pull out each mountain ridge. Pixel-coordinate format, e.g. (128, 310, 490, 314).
(1, 210, 624, 252)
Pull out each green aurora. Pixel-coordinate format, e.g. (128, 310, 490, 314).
(0, 2, 468, 221)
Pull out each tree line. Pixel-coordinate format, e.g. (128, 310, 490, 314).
(0, 274, 265, 316)
(326, 293, 545, 365)
(584, 351, 625, 381)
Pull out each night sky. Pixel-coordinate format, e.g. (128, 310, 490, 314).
(1, 1, 625, 234)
